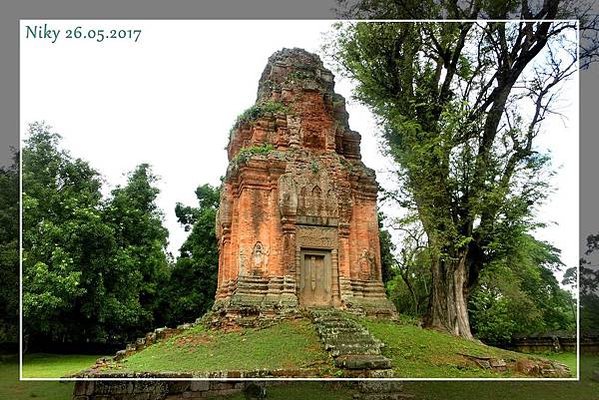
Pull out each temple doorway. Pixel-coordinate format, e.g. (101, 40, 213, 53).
(299, 249, 333, 307)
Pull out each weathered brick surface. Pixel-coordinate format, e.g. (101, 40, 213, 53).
(214, 48, 396, 319)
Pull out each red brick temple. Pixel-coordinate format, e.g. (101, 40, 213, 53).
(213, 48, 396, 319)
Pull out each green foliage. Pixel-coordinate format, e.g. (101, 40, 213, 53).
(383, 213, 431, 317)
(22, 122, 170, 345)
(334, 0, 562, 22)
(102, 163, 170, 335)
(328, 20, 576, 336)
(310, 160, 320, 174)
(229, 101, 289, 138)
(469, 234, 576, 344)
(23, 122, 104, 342)
(233, 144, 275, 165)
(285, 70, 313, 83)
(158, 184, 220, 327)
(377, 211, 396, 285)
(156, 183, 220, 327)
(0, 154, 19, 342)
(580, 234, 599, 334)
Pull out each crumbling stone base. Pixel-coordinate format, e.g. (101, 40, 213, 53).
(73, 380, 259, 400)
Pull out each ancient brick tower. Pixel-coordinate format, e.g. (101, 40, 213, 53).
(214, 48, 396, 319)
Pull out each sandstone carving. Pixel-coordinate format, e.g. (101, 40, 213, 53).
(250, 241, 269, 275)
(213, 48, 396, 319)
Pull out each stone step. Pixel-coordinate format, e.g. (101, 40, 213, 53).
(324, 335, 381, 344)
(308, 309, 392, 371)
(331, 347, 382, 357)
(334, 354, 392, 370)
(315, 320, 362, 328)
(317, 324, 367, 331)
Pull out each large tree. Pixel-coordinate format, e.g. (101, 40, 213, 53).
(22, 123, 170, 345)
(0, 152, 19, 343)
(103, 163, 171, 334)
(335, 0, 598, 67)
(158, 183, 220, 327)
(23, 122, 105, 343)
(329, 19, 577, 338)
(470, 233, 575, 343)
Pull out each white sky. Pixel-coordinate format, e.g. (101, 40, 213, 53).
(20, 20, 579, 282)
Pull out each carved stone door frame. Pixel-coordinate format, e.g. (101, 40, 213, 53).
(298, 248, 334, 307)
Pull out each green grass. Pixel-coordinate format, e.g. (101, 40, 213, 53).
(1, 354, 597, 400)
(12, 317, 581, 381)
(0, 355, 73, 400)
(403, 354, 599, 400)
(361, 318, 559, 378)
(22, 353, 103, 378)
(114, 319, 331, 374)
(106, 317, 575, 379)
(537, 351, 578, 377)
(209, 355, 599, 400)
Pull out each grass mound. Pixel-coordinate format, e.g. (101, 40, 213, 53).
(362, 318, 562, 378)
(22, 315, 576, 379)
(102, 315, 572, 378)
(113, 318, 330, 374)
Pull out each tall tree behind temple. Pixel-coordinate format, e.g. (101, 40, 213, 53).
(158, 184, 220, 327)
(23, 122, 106, 343)
(103, 163, 170, 336)
(0, 152, 19, 343)
(328, 20, 577, 338)
(334, 0, 598, 68)
(378, 211, 397, 285)
(22, 122, 170, 345)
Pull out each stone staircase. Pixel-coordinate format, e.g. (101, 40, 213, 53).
(309, 309, 392, 370)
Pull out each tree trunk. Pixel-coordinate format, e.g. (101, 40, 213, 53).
(400, 271, 419, 315)
(424, 251, 473, 339)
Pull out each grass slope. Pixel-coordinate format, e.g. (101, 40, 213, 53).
(106, 316, 570, 378)
(116, 318, 331, 374)
(404, 354, 598, 400)
(361, 318, 557, 378)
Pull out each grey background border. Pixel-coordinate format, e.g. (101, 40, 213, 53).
(3, 0, 597, 386)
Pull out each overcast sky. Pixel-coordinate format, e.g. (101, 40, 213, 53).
(20, 20, 578, 281)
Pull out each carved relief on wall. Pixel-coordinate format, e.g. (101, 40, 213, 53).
(238, 249, 246, 275)
(277, 174, 298, 218)
(278, 169, 340, 220)
(216, 189, 233, 241)
(297, 183, 338, 218)
(359, 248, 376, 280)
(250, 241, 269, 275)
(296, 226, 338, 249)
(287, 115, 301, 148)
